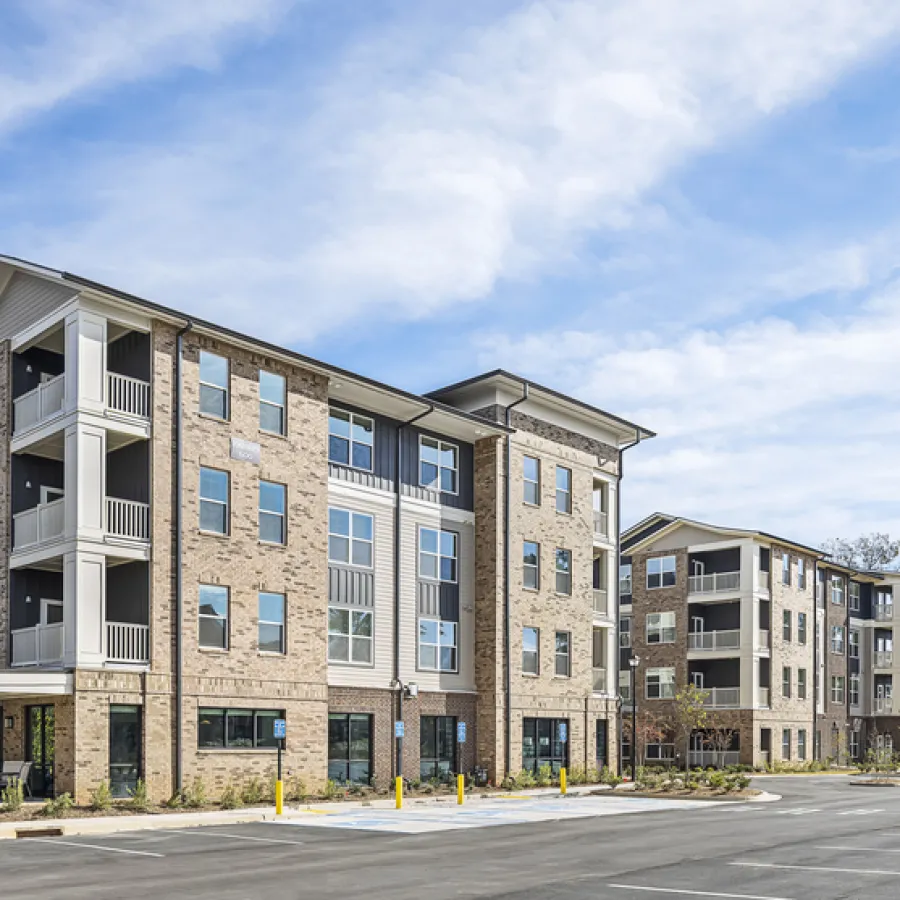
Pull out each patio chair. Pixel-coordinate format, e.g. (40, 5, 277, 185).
(0, 760, 33, 797)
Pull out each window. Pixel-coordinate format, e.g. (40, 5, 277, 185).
(647, 611, 676, 644)
(522, 718, 569, 774)
(523, 456, 540, 505)
(782, 666, 791, 699)
(258, 592, 285, 654)
(831, 676, 845, 704)
(328, 508, 374, 567)
(523, 541, 540, 590)
(646, 742, 676, 762)
(850, 675, 860, 706)
(797, 668, 807, 701)
(782, 729, 791, 761)
(849, 581, 861, 612)
(522, 627, 540, 675)
(797, 558, 806, 590)
(555, 548, 572, 595)
(328, 713, 371, 784)
(419, 528, 458, 583)
(420, 716, 456, 781)
(109, 705, 141, 799)
(555, 466, 572, 514)
(850, 730, 860, 760)
(328, 608, 373, 665)
(259, 481, 286, 544)
(831, 575, 845, 606)
(831, 625, 845, 654)
(647, 556, 676, 589)
(619, 670, 632, 703)
(259, 370, 286, 435)
(782, 610, 792, 642)
(619, 563, 633, 596)
(419, 436, 458, 494)
(199, 584, 228, 649)
(646, 667, 676, 700)
(798, 729, 807, 761)
(849, 630, 860, 660)
(555, 631, 571, 677)
(199, 467, 229, 534)
(198, 708, 283, 749)
(798, 612, 807, 645)
(781, 553, 791, 586)
(328, 409, 374, 471)
(619, 617, 632, 649)
(419, 619, 457, 672)
(199, 350, 229, 419)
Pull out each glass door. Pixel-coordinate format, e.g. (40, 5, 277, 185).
(109, 706, 142, 798)
(26, 704, 55, 799)
(595, 719, 608, 770)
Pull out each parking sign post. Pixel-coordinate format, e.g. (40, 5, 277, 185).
(273, 718, 286, 815)
(395, 721, 405, 809)
(558, 722, 568, 795)
(457, 722, 467, 805)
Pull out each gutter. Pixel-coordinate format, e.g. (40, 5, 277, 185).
(174, 319, 193, 795)
(503, 386, 529, 777)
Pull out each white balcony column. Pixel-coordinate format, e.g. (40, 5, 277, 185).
(740, 597, 755, 707)
(63, 550, 106, 668)
(64, 422, 107, 541)
(740, 539, 756, 594)
(64, 309, 107, 414)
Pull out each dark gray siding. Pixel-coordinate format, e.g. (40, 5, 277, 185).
(107, 561, 149, 624)
(11, 455, 63, 515)
(107, 441, 150, 503)
(417, 581, 460, 621)
(328, 566, 375, 608)
(108, 331, 151, 381)
(12, 347, 64, 399)
(10, 569, 63, 629)
(328, 402, 396, 492)
(0, 273, 76, 339)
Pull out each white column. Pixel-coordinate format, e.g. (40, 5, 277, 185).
(65, 309, 107, 414)
(740, 597, 755, 707)
(64, 423, 107, 540)
(63, 550, 107, 667)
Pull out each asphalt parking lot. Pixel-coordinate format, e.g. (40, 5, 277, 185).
(1, 776, 898, 899)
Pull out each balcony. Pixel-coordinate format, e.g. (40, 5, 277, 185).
(13, 498, 65, 550)
(688, 572, 740, 594)
(13, 374, 65, 434)
(593, 668, 608, 693)
(875, 605, 894, 622)
(688, 630, 740, 651)
(593, 588, 609, 617)
(106, 622, 150, 665)
(106, 497, 151, 541)
(757, 629, 770, 651)
(688, 750, 740, 768)
(10, 623, 64, 667)
(700, 687, 740, 708)
(593, 510, 609, 538)
(875, 697, 894, 714)
(758, 687, 771, 707)
(757, 571, 771, 592)
(875, 651, 894, 669)
(107, 372, 151, 420)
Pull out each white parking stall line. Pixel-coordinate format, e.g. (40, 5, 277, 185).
(773, 808, 821, 816)
(607, 884, 795, 900)
(22, 838, 164, 858)
(731, 862, 900, 877)
(816, 845, 900, 854)
(168, 829, 305, 846)
(835, 808, 886, 816)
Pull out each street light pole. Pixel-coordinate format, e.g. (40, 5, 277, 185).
(629, 654, 640, 779)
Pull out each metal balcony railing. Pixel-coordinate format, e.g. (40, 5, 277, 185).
(700, 687, 741, 708)
(593, 510, 609, 538)
(688, 571, 741, 594)
(688, 630, 741, 651)
(688, 750, 740, 768)
(13, 373, 65, 434)
(107, 372, 151, 419)
(758, 687, 771, 707)
(593, 668, 608, 693)
(875, 604, 894, 622)
(875, 697, 894, 714)
(593, 589, 609, 616)
(875, 651, 894, 669)
(10, 623, 64, 667)
(757, 629, 770, 650)
(13, 497, 65, 550)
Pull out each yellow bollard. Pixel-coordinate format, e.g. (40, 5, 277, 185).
(560, 767, 567, 795)
(395, 776, 403, 810)
(457, 773, 464, 805)
(275, 779, 284, 815)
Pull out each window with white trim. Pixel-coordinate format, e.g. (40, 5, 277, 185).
(782, 666, 791, 699)
(199, 350, 229, 419)
(831, 575, 845, 605)
(831, 625, 845, 654)
(646, 667, 675, 700)
(522, 627, 539, 675)
(523, 455, 540, 505)
(259, 480, 286, 544)
(781, 553, 791, 585)
(259, 370, 286, 435)
(419, 528, 458, 583)
(555, 466, 572, 514)
(328, 409, 374, 471)
(849, 629, 860, 659)
(619, 563, 633, 596)
(419, 619, 458, 672)
(419, 436, 458, 494)
(555, 631, 571, 677)
(619, 670, 631, 703)
(798, 612, 807, 645)
(199, 584, 229, 650)
(523, 541, 540, 590)
(647, 556, 676, 589)
(797, 558, 806, 590)
(850, 729, 860, 759)
(797, 668, 807, 701)
(646, 611, 676, 644)
(555, 548, 572, 595)
(328, 607, 373, 665)
(831, 676, 845, 704)
(782, 610, 792, 642)
(328, 508, 374, 567)
(782, 728, 791, 761)
(199, 467, 229, 534)
(849, 581, 861, 612)
(619, 617, 631, 649)
(798, 729, 807, 761)
(850, 675, 860, 706)
(258, 592, 285, 654)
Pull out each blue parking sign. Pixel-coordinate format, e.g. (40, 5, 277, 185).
(558, 722, 568, 743)
(273, 719, 286, 739)
(457, 722, 467, 744)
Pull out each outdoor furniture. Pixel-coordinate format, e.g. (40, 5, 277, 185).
(0, 761, 33, 797)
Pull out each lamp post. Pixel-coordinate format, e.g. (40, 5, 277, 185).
(629, 654, 640, 779)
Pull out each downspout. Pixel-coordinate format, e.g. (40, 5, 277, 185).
(174, 319, 193, 795)
(504, 386, 529, 777)
(394, 403, 434, 780)
(615, 428, 642, 776)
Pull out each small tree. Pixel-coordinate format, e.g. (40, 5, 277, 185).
(703, 713, 741, 768)
(632, 711, 669, 767)
(671, 684, 709, 773)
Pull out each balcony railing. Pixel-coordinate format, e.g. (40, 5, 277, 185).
(593, 588, 609, 616)
(13, 373, 65, 434)
(875, 651, 894, 669)
(593, 668, 608, 693)
(13, 497, 65, 550)
(619, 578, 633, 598)
(688, 750, 740, 768)
(700, 687, 741, 708)
(757, 571, 771, 592)
(875, 697, 894, 714)
(11, 623, 64, 667)
(875, 604, 894, 622)
(106, 498, 150, 541)
(106, 622, 150, 664)
(107, 372, 151, 419)
(689, 630, 740, 651)
(758, 687, 771, 707)
(688, 571, 741, 594)
(757, 629, 770, 650)
(593, 510, 609, 538)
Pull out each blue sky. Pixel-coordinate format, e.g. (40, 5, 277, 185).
(3, 0, 900, 543)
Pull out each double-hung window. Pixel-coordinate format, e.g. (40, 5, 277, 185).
(328, 409, 374, 471)
(646, 667, 675, 700)
(199, 584, 229, 649)
(328, 608, 373, 665)
(831, 676, 845, 704)
(259, 481, 286, 544)
(647, 556, 676, 589)
(555, 466, 572, 514)
(646, 612, 676, 644)
(199, 467, 229, 534)
(782, 666, 791, 699)
(555, 548, 572, 595)
(849, 581, 861, 612)
(619, 617, 631, 648)
(797, 612, 807, 645)
(328, 508, 374, 567)
(850, 675, 860, 706)
(258, 592, 285, 654)
(798, 729, 807, 761)
(199, 350, 229, 419)
(831, 625, 845, 654)
(420, 436, 458, 494)
(797, 668, 807, 700)
(782, 729, 791, 761)
(831, 575, 845, 605)
(523, 541, 540, 590)
(797, 558, 806, 590)
(523, 456, 541, 505)
(555, 631, 571, 677)
(849, 630, 860, 660)
(419, 528, 458, 583)
(781, 553, 791, 586)
(782, 610, 792, 642)
(522, 627, 539, 674)
(259, 370, 286, 435)
(419, 619, 457, 672)
(619, 563, 633, 596)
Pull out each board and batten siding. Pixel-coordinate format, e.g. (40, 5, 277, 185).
(326, 481, 396, 690)
(0, 273, 77, 340)
(398, 496, 476, 693)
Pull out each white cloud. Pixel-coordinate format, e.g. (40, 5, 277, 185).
(6, 0, 900, 343)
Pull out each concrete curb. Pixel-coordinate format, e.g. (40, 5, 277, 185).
(748, 790, 781, 803)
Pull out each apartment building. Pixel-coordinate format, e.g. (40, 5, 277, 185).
(0, 256, 651, 801)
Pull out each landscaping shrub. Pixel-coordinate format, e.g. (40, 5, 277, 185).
(599, 766, 622, 788)
(241, 776, 265, 806)
(89, 780, 113, 812)
(2, 778, 24, 812)
(536, 764, 553, 788)
(184, 776, 207, 809)
(128, 779, 150, 812)
(219, 782, 242, 810)
(41, 793, 74, 818)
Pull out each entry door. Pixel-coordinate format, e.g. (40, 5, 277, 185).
(109, 706, 142, 798)
(691, 561, 706, 576)
(692, 672, 705, 689)
(26, 705, 55, 799)
(691, 616, 705, 634)
(595, 720, 608, 770)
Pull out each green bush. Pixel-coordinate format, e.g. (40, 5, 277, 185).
(286, 775, 308, 802)
(164, 791, 183, 809)
(2, 778, 24, 812)
(536, 764, 553, 788)
(184, 776, 207, 809)
(219, 782, 242, 810)
(128, 779, 150, 812)
(240, 776, 265, 806)
(89, 780, 113, 812)
(323, 779, 341, 800)
(599, 766, 622, 787)
(41, 793, 74, 818)
(707, 771, 727, 791)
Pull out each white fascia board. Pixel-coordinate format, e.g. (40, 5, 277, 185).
(0, 671, 73, 696)
(11, 296, 80, 351)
